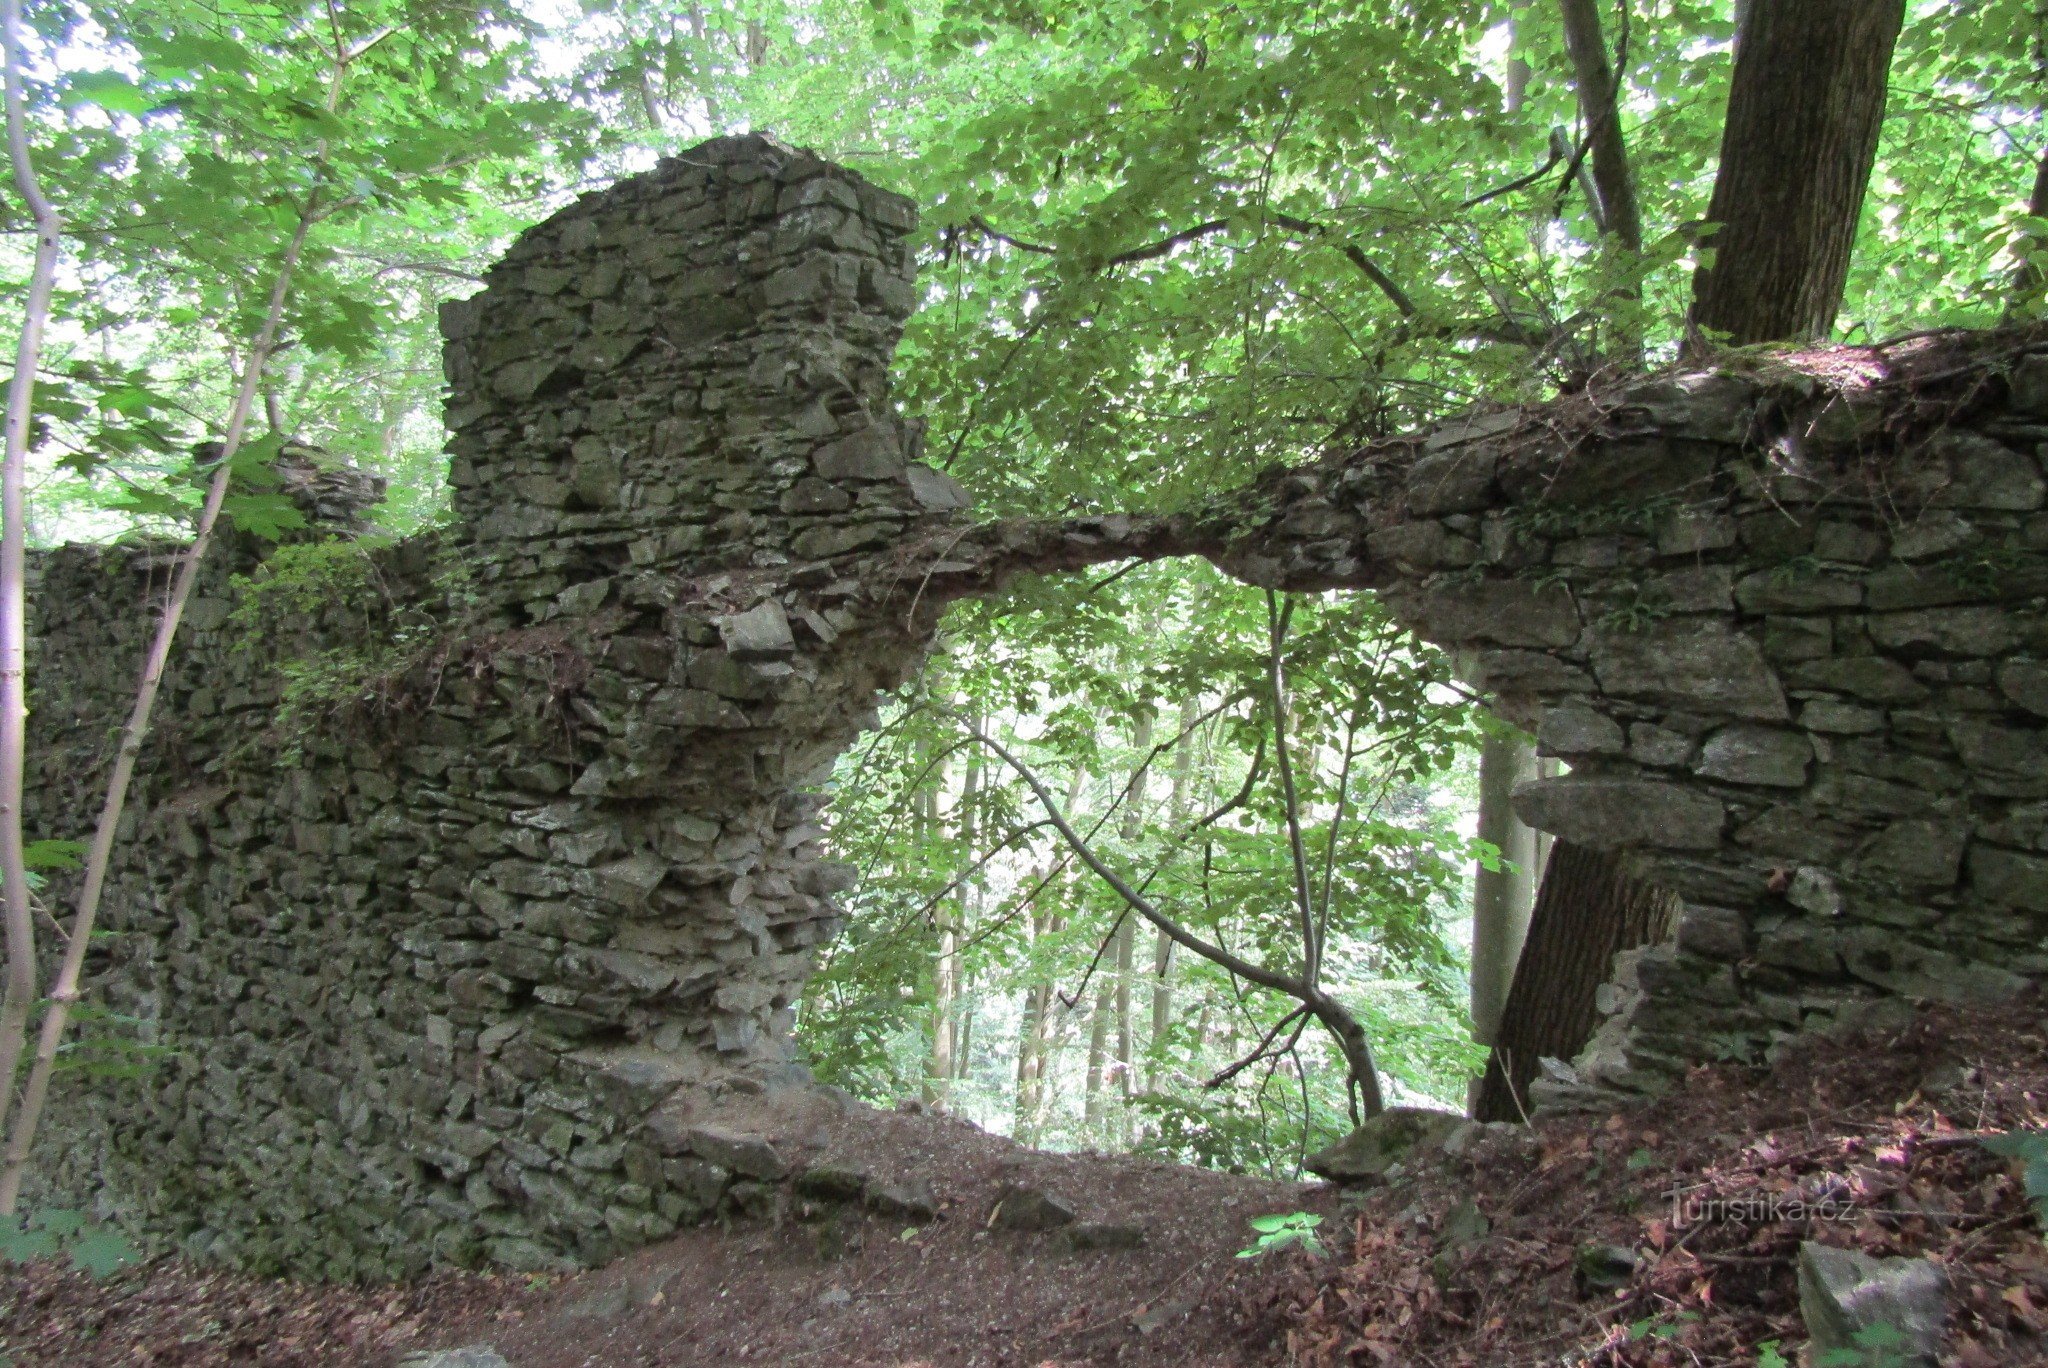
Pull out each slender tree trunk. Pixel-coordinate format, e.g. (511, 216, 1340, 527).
(1112, 711, 1153, 1131)
(918, 734, 953, 1105)
(1470, 728, 1537, 1049)
(926, 724, 979, 1102)
(1503, 0, 1532, 115)
(1083, 961, 1112, 1129)
(1013, 892, 1053, 1140)
(1148, 699, 1200, 1089)
(1472, 844, 1677, 1123)
(1556, 0, 1643, 253)
(0, 0, 62, 1140)
(686, 6, 723, 130)
(1111, 917, 1134, 1103)
(1689, 0, 1907, 345)
(1014, 766, 1088, 1141)
(1532, 756, 1559, 877)
(0, 197, 323, 1217)
(2007, 144, 2048, 315)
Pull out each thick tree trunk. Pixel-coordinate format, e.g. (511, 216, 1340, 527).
(1472, 843, 1677, 1123)
(1689, 0, 1907, 345)
(1470, 729, 1537, 1049)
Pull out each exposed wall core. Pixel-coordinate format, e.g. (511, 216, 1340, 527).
(26, 135, 2048, 1277)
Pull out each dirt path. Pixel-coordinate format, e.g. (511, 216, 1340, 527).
(0, 1106, 1326, 1367)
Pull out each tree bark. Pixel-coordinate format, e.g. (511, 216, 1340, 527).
(1013, 895, 1053, 1139)
(0, 0, 62, 1138)
(1556, 0, 1643, 253)
(1689, 0, 1907, 345)
(1472, 843, 1677, 1123)
(1469, 729, 1537, 1048)
(1014, 766, 1087, 1141)
(1112, 711, 1152, 1129)
(1503, 0, 1532, 115)
(923, 708, 981, 1106)
(1083, 959, 1112, 1129)
(1148, 699, 1200, 1089)
(2008, 144, 2048, 316)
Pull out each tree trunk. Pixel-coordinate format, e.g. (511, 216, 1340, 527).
(1532, 756, 1558, 876)
(913, 733, 942, 1105)
(1112, 711, 1152, 1131)
(0, 0, 62, 1141)
(1470, 729, 1537, 1049)
(1689, 0, 1907, 345)
(919, 733, 955, 1106)
(1556, 0, 1643, 252)
(1013, 896, 1053, 1140)
(1503, 0, 1531, 115)
(1083, 965, 1112, 1129)
(1472, 843, 1677, 1123)
(2008, 145, 2048, 315)
(1148, 699, 1200, 1090)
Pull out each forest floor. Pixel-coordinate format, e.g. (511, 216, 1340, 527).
(1, 997, 2045, 1367)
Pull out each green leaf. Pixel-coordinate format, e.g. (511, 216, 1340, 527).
(22, 840, 84, 872)
(0, 1223, 55, 1263)
(35, 1209, 85, 1238)
(222, 493, 309, 542)
(64, 72, 153, 117)
(67, 1226, 141, 1280)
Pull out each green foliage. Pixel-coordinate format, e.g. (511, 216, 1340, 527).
(11, 0, 617, 543)
(1980, 1128, 2048, 1228)
(1594, 585, 1672, 634)
(1938, 539, 2030, 597)
(1236, 1210, 1326, 1260)
(1815, 1322, 1916, 1368)
(20, 839, 83, 894)
(55, 1002, 175, 1082)
(1625, 1309, 1699, 1343)
(13, 0, 2043, 1197)
(0, 1208, 140, 1280)
(224, 539, 472, 759)
(803, 561, 1484, 1167)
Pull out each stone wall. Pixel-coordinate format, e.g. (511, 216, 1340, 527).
(29, 135, 954, 1277)
(24, 133, 2048, 1277)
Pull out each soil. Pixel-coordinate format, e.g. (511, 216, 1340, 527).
(1249, 996, 2048, 1366)
(0, 1101, 1326, 1367)
(3, 996, 2046, 1367)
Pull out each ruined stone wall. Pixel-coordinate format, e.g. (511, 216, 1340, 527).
(24, 133, 2048, 1278)
(28, 136, 959, 1277)
(900, 347, 2048, 1107)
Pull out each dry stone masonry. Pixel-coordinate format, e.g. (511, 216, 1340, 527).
(23, 134, 2048, 1277)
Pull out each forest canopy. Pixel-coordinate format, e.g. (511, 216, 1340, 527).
(3, 0, 2041, 1174)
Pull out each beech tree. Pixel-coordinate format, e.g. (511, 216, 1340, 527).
(1691, 0, 1911, 345)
